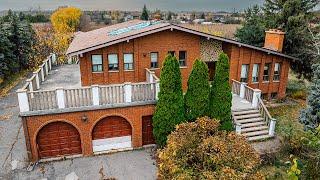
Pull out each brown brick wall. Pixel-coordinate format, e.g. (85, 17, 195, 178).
(23, 104, 155, 162)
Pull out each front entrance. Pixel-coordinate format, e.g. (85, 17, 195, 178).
(37, 122, 82, 159)
(92, 116, 132, 153)
(142, 116, 155, 145)
(206, 61, 216, 81)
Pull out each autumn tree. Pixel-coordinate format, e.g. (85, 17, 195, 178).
(153, 54, 185, 147)
(50, 7, 82, 63)
(184, 60, 210, 121)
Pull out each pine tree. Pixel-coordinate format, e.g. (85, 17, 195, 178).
(235, 5, 266, 47)
(184, 59, 210, 121)
(141, 4, 149, 20)
(153, 54, 185, 147)
(209, 53, 232, 130)
(0, 22, 15, 81)
(300, 62, 320, 130)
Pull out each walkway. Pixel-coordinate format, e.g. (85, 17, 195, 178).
(232, 94, 253, 111)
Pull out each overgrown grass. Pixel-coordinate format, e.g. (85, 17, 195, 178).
(0, 70, 28, 98)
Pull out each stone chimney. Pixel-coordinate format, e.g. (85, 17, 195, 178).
(264, 29, 285, 52)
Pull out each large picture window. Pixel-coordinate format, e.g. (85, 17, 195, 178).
(263, 63, 271, 81)
(108, 54, 119, 71)
(124, 53, 134, 70)
(252, 64, 259, 83)
(150, 52, 158, 68)
(91, 55, 103, 72)
(273, 63, 281, 81)
(240, 64, 249, 82)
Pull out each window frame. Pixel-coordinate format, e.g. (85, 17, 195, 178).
(123, 53, 134, 71)
(252, 64, 260, 83)
(240, 64, 249, 82)
(150, 52, 159, 69)
(108, 53, 119, 71)
(91, 54, 103, 73)
(178, 51, 187, 67)
(273, 63, 281, 82)
(263, 63, 271, 82)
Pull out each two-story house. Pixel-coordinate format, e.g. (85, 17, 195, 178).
(18, 20, 296, 162)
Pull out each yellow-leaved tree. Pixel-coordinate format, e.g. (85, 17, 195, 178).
(50, 7, 82, 63)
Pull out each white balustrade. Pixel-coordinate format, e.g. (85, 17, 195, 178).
(124, 83, 132, 103)
(239, 82, 247, 99)
(17, 89, 30, 112)
(92, 85, 100, 106)
(252, 89, 262, 108)
(269, 118, 276, 136)
(56, 88, 66, 109)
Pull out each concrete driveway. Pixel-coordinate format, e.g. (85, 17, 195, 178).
(0, 66, 157, 180)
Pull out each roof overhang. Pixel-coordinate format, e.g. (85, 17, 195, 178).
(67, 23, 298, 61)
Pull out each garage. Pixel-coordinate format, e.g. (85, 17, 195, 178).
(142, 116, 155, 145)
(92, 116, 132, 153)
(37, 122, 82, 159)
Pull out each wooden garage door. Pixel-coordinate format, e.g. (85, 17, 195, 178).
(37, 122, 82, 159)
(142, 116, 155, 145)
(92, 116, 132, 152)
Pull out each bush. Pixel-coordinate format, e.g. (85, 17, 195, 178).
(152, 54, 185, 147)
(184, 59, 210, 121)
(209, 53, 232, 130)
(286, 79, 307, 99)
(157, 117, 263, 179)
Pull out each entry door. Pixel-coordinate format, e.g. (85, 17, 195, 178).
(206, 61, 216, 81)
(142, 116, 155, 145)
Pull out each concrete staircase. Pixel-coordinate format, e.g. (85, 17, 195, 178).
(232, 108, 272, 141)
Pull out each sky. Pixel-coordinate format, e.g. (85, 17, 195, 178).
(0, 0, 265, 12)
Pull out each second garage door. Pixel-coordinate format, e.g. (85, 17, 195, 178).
(92, 116, 132, 153)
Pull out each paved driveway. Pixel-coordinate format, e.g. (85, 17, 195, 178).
(0, 68, 157, 180)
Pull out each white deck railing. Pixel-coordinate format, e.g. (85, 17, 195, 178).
(231, 79, 276, 137)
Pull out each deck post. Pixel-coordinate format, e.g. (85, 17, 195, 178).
(235, 123, 241, 135)
(155, 80, 160, 100)
(92, 85, 100, 106)
(149, 71, 155, 83)
(48, 57, 52, 71)
(17, 89, 29, 112)
(44, 61, 49, 76)
(269, 118, 276, 136)
(26, 80, 34, 98)
(239, 82, 247, 99)
(40, 64, 45, 81)
(252, 89, 262, 108)
(33, 72, 40, 90)
(124, 83, 132, 103)
(56, 88, 65, 109)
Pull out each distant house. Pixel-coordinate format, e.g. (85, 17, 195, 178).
(18, 20, 295, 162)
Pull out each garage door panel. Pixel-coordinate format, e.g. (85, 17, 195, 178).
(37, 122, 82, 159)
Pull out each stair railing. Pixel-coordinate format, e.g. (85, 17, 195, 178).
(257, 97, 276, 137)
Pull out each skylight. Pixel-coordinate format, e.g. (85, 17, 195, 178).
(108, 21, 160, 36)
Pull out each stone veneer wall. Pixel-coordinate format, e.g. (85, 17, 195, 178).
(200, 38, 223, 62)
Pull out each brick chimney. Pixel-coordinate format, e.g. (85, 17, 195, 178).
(264, 29, 285, 52)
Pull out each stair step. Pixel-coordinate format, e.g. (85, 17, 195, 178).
(241, 121, 266, 128)
(242, 130, 269, 137)
(241, 126, 269, 133)
(233, 110, 259, 116)
(232, 108, 255, 112)
(248, 134, 272, 141)
(236, 118, 264, 124)
(235, 113, 261, 120)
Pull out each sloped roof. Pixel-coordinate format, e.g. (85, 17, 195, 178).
(67, 20, 297, 60)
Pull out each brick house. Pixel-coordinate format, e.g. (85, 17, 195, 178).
(18, 20, 296, 162)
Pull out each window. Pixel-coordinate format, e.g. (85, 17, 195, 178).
(108, 54, 118, 71)
(179, 51, 187, 67)
(252, 64, 260, 83)
(262, 93, 268, 100)
(271, 92, 278, 99)
(273, 63, 281, 81)
(240, 64, 249, 82)
(124, 53, 134, 70)
(263, 63, 271, 81)
(168, 51, 175, 56)
(150, 52, 158, 68)
(91, 55, 103, 72)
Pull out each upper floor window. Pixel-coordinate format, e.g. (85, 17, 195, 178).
(108, 54, 118, 71)
(150, 52, 158, 68)
(124, 53, 134, 70)
(273, 63, 281, 81)
(168, 51, 175, 56)
(91, 55, 103, 72)
(263, 63, 271, 81)
(252, 64, 260, 83)
(179, 51, 187, 67)
(240, 64, 249, 82)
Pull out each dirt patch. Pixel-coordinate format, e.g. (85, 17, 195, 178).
(0, 113, 13, 121)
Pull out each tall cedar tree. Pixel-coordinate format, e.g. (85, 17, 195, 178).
(209, 53, 232, 130)
(153, 54, 185, 147)
(300, 63, 320, 130)
(141, 4, 149, 20)
(235, 5, 266, 47)
(184, 59, 210, 121)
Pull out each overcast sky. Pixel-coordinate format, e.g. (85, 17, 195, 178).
(0, 0, 266, 12)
